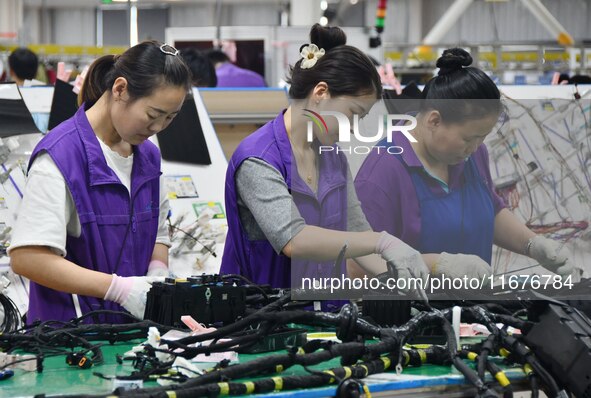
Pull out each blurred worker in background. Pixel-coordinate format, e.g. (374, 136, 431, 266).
(8, 47, 44, 86)
(180, 48, 217, 87)
(208, 48, 266, 88)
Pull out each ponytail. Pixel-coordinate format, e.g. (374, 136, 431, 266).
(78, 55, 116, 107)
(77, 41, 191, 108)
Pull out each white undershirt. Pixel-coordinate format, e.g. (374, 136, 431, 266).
(9, 138, 171, 257)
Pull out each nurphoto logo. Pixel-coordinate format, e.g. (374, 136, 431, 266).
(303, 109, 417, 155)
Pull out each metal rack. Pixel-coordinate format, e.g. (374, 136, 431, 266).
(382, 41, 591, 83)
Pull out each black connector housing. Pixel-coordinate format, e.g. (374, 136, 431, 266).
(144, 274, 246, 327)
(524, 298, 591, 398)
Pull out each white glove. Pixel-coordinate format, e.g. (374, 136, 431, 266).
(434, 252, 492, 280)
(527, 236, 577, 277)
(376, 232, 430, 283)
(146, 260, 170, 278)
(104, 274, 164, 319)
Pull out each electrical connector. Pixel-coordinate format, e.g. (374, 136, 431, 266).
(525, 298, 591, 398)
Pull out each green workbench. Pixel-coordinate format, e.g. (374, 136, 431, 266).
(0, 339, 529, 398)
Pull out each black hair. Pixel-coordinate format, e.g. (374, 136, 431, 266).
(569, 74, 591, 84)
(8, 47, 39, 81)
(421, 48, 501, 123)
(79, 40, 191, 108)
(286, 24, 382, 100)
(558, 73, 570, 84)
(367, 54, 381, 67)
(180, 48, 217, 87)
(207, 49, 230, 65)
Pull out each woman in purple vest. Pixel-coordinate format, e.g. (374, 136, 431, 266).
(354, 48, 577, 282)
(221, 24, 431, 307)
(9, 41, 191, 323)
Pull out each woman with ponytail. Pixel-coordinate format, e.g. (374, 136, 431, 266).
(355, 48, 577, 282)
(221, 24, 430, 308)
(9, 41, 191, 323)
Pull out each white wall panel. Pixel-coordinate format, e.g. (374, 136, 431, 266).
(52, 8, 95, 46)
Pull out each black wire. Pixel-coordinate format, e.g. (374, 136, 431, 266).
(478, 334, 495, 380)
(221, 274, 269, 302)
(167, 218, 217, 257)
(0, 313, 183, 375)
(0, 285, 568, 398)
(0, 292, 22, 333)
(499, 330, 561, 397)
(0, 352, 68, 372)
(530, 374, 540, 398)
(0, 356, 38, 372)
(170, 364, 202, 376)
(512, 308, 528, 318)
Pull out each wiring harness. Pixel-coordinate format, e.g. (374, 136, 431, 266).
(4, 285, 591, 398)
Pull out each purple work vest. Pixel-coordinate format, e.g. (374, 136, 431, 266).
(221, 111, 348, 294)
(25, 105, 161, 324)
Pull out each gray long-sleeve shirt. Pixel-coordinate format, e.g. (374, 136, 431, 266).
(235, 157, 371, 254)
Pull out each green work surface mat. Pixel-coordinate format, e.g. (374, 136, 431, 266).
(0, 340, 526, 398)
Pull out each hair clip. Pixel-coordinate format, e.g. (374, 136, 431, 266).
(300, 44, 325, 69)
(159, 43, 179, 56)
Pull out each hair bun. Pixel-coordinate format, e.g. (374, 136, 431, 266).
(309, 23, 346, 52)
(436, 48, 472, 76)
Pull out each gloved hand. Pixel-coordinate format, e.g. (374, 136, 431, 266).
(104, 274, 164, 319)
(527, 236, 577, 277)
(376, 232, 430, 283)
(146, 260, 170, 277)
(434, 252, 492, 280)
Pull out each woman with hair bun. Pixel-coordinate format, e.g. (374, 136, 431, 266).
(355, 48, 577, 281)
(220, 24, 430, 307)
(9, 41, 191, 323)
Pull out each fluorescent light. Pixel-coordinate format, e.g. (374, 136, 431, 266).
(130, 3, 138, 46)
(319, 16, 328, 26)
(320, 1, 328, 11)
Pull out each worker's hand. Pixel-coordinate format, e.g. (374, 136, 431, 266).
(433, 252, 492, 280)
(104, 275, 164, 319)
(376, 232, 430, 283)
(146, 260, 170, 278)
(56, 62, 72, 83)
(527, 236, 577, 278)
(72, 65, 89, 95)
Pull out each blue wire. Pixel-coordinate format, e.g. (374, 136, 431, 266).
(2, 164, 23, 198)
(540, 122, 571, 145)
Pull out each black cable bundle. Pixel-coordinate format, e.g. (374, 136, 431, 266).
(0, 310, 183, 374)
(0, 292, 22, 333)
(3, 290, 584, 398)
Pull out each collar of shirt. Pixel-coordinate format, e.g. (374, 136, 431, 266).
(393, 131, 468, 193)
(74, 104, 160, 190)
